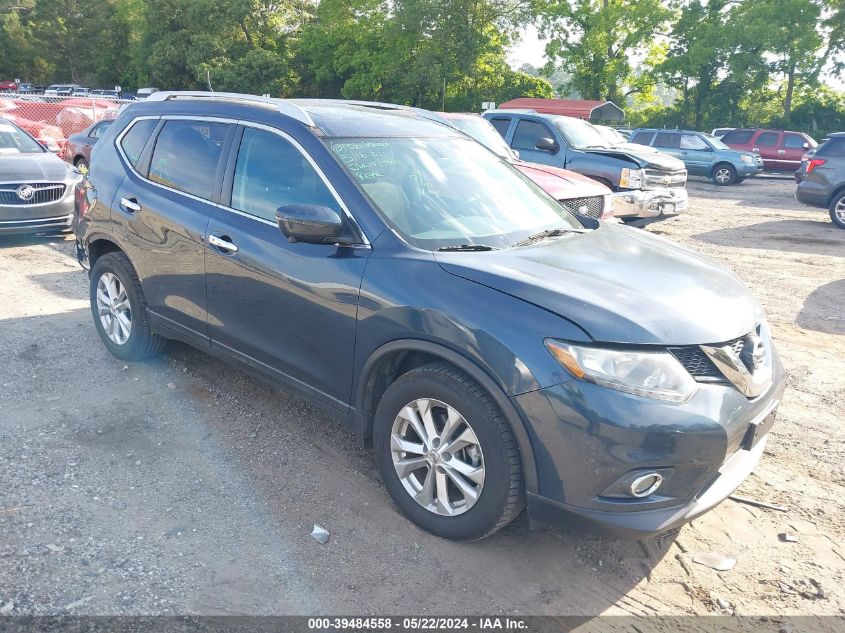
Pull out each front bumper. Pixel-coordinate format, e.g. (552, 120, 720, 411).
(739, 162, 764, 178)
(611, 187, 688, 219)
(0, 181, 77, 235)
(515, 351, 785, 539)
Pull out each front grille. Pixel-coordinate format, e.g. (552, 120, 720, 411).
(644, 168, 687, 190)
(670, 336, 745, 381)
(0, 183, 66, 206)
(559, 195, 604, 219)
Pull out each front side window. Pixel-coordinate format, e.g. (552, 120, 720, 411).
(512, 120, 554, 151)
(327, 136, 582, 250)
(680, 134, 709, 150)
(782, 133, 806, 149)
(149, 120, 229, 199)
(119, 118, 158, 169)
(756, 132, 779, 146)
(232, 127, 341, 222)
(654, 132, 680, 149)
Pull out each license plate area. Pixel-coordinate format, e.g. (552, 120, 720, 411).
(742, 402, 778, 451)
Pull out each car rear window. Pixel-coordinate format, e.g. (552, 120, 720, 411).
(654, 132, 680, 149)
(149, 120, 230, 200)
(756, 132, 779, 146)
(722, 130, 754, 144)
(119, 119, 158, 169)
(630, 131, 655, 145)
(817, 137, 845, 158)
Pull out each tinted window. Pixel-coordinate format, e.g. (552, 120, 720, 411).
(149, 120, 229, 199)
(512, 120, 554, 151)
(756, 132, 779, 146)
(654, 132, 680, 149)
(119, 118, 158, 169)
(817, 137, 845, 158)
(489, 118, 511, 137)
(232, 127, 340, 223)
(630, 131, 655, 145)
(782, 133, 806, 149)
(90, 120, 113, 139)
(681, 134, 709, 150)
(722, 130, 755, 144)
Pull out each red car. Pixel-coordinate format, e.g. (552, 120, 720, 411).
(439, 112, 614, 221)
(721, 128, 817, 172)
(0, 80, 17, 91)
(62, 118, 114, 168)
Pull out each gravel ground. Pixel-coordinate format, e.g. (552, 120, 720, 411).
(0, 175, 843, 617)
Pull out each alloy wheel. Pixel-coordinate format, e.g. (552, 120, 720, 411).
(836, 198, 845, 224)
(715, 168, 732, 184)
(96, 272, 132, 345)
(390, 398, 485, 516)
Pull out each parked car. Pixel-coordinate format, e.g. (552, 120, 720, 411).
(16, 83, 42, 94)
(75, 92, 784, 541)
(440, 112, 613, 221)
(0, 80, 17, 91)
(71, 87, 91, 97)
(91, 89, 122, 99)
(134, 87, 159, 100)
(795, 132, 845, 229)
(63, 119, 114, 169)
(0, 118, 81, 234)
(711, 128, 734, 139)
(721, 128, 817, 172)
(45, 84, 79, 97)
(484, 110, 688, 220)
(630, 129, 763, 185)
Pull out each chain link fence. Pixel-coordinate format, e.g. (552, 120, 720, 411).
(0, 94, 132, 159)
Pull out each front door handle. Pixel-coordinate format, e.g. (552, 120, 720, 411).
(752, 147, 760, 152)
(120, 197, 141, 213)
(777, 149, 786, 154)
(208, 234, 239, 253)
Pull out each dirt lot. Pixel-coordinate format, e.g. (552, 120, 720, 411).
(0, 175, 843, 617)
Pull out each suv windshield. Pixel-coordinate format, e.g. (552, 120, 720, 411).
(0, 122, 44, 154)
(553, 117, 612, 150)
(327, 136, 582, 250)
(447, 116, 513, 159)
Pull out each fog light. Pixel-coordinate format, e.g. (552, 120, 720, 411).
(630, 473, 663, 498)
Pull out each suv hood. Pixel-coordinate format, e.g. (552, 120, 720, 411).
(435, 225, 762, 346)
(585, 146, 685, 172)
(0, 152, 75, 181)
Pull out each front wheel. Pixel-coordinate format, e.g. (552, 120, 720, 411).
(829, 191, 845, 229)
(89, 252, 165, 361)
(373, 363, 524, 540)
(712, 163, 737, 186)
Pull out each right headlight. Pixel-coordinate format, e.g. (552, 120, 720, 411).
(619, 168, 645, 189)
(740, 155, 753, 164)
(545, 340, 698, 403)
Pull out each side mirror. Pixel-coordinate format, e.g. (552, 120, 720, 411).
(535, 137, 559, 153)
(276, 204, 343, 244)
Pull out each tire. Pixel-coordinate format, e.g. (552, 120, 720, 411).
(89, 252, 165, 361)
(373, 362, 524, 540)
(829, 191, 845, 229)
(711, 163, 737, 186)
(735, 177, 745, 184)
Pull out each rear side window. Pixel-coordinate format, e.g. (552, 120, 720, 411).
(681, 134, 709, 150)
(489, 118, 511, 137)
(782, 133, 806, 149)
(512, 120, 553, 150)
(90, 120, 113, 139)
(722, 130, 754, 144)
(654, 132, 680, 149)
(630, 131, 655, 145)
(817, 137, 845, 158)
(149, 120, 229, 200)
(756, 132, 779, 146)
(119, 119, 157, 169)
(231, 127, 341, 223)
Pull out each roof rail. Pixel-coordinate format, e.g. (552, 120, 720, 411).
(145, 91, 315, 127)
(289, 98, 450, 126)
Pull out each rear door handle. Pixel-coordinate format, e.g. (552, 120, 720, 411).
(120, 197, 141, 213)
(208, 234, 239, 253)
(752, 148, 759, 152)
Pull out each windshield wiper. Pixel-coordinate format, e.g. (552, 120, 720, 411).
(436, 244, 499, 252)
(511, 227, 588, 248)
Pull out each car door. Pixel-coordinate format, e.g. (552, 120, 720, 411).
(204, 123, 370, 411)
(679, 133, 712, 175)
(779, 133, 808, 172)
(509, 118, 563, 167)
(114, 116, 234, 345)
(752, 131, 781, 169)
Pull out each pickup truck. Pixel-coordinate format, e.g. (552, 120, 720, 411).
(483, 110, 688, 220)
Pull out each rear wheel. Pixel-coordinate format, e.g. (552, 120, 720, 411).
(89, 252, 165, 361)
(373, 363, 524, 540)
(829, 191, 845, 229)
(712, 163, 737, 186)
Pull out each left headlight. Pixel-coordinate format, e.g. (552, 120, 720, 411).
(545, 340, 699, 403)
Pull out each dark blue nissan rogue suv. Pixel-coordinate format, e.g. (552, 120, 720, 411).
(74, 92, 785, 541)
